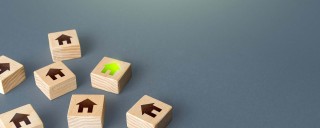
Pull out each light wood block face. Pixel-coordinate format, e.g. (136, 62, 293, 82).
(0, 55, 26, 94)
(126, 95, 172, 128)
(0, 104, 43, 128)
(33, 61, 77, 100)
(67, 94, 105, 128)
(48, 29, 81, 62)
(90, 56, 132, 94)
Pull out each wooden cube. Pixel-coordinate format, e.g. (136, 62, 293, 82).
(67, 94, 105, 128)
(34, 61, 77, 100)
(48, 29, 81, 62)
(126, 95, 172, 128)
(0, 55, 26, 94)
(90, 56, 132, 94)
(0, 104, 43, 128)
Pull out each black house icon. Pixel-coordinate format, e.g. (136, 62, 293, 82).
(46, 68, 65, 80)
(0, 63, 10, 74)
(10, 113, 31, 128)
(56, 34, 72, 45)
(141, 103, 162, 118)
(77, 99, 97, 113)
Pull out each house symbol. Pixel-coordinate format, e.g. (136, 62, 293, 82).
(0, 63, 10, 74)
(46, 68, 65, 80)
(56, 34, 72, 45)
(10, 113, 31, 128)
(101, 62, 120, 76)
(141, 103, 162, 118)
(77, 99, 97, 113)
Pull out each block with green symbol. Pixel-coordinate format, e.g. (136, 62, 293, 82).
(90, 56, 132, 94)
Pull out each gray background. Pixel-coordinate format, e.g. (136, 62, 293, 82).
(0, 0, 319, 128)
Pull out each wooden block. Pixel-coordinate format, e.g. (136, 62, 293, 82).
(33, 61, 77, 100)
(126, 95, 172, 128)
(48, 29, 81, 62)
(90, 56, 132, 94)
(0, 55, 26, 94)
(0, 104, 43, 128)
(67, 94, 105, 128)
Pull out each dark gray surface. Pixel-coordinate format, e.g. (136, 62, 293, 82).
(0, 0, 320, 128)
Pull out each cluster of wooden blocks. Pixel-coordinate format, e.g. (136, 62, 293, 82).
(0, 29, 173, 128)
(0, 95, 172, 128)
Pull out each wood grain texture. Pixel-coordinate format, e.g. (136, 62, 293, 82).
(0, 104, 43, 128)
(0, 55, 26, 94)
(126, 95, 172, 128)
(67, 94, 105, 128)
(90, 56, 131, 94)
(33, 61, 77, 100)
(48, 29, 81, 62)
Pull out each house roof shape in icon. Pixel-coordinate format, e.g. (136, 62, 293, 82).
(46, 68, 65, 80)
(10, 113, 31, 128)
(141, 103, 162, 118)
(101, 62, 120, 76)
(77, 99, 97, 113)
(0, 63, 10, 74)
(55, 34, 72, 45)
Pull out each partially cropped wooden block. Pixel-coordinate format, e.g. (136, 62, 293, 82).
(0, 104, 43, 128)
(0, 55, 26, 94)
(90, 56, 132, 94)
(34, 61, 77, 100)
(126, 95, 172, 128)
(48, 29, 81, 62)
(67, 94, 105, 128)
